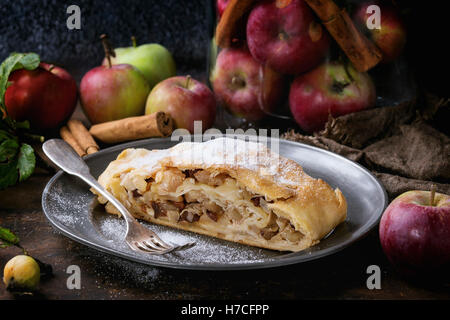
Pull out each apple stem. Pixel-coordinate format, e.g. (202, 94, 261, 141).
(15, 243, 28, 256)
(23, 133, 45, 143)
(100, 34, 116, 69)
(186, 75, 191, 88)
(278, 31, 288, 41)
(48, 64, 55, 72)
(331, 81, 350, 94)
(430, 184, 436, 206)
(131, 36, 137, 48)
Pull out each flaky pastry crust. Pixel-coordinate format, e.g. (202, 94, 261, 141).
(93, 138, 347, 252)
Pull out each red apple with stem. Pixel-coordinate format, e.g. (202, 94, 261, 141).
(289, 61, 376, 133)
(145, 76, 216, 133)
(80, 35, 150, 124)
(246, 0, 330, 75)
(380, 188, 450, 274)
(5, 63, 78, 130)
(353, 2, 407, 63)
(210, 47, 285, 121)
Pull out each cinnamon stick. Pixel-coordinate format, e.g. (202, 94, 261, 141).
(89, 112, 174, 144)
(305, 0, 382, 72)
(60, 126, 86, 157)
(216, 0, 257, 48)
(67, 119, 99, 154)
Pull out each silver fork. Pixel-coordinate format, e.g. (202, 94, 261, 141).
(43, 139, 195, 255)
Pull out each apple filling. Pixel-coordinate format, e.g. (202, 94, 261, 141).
(102, 167, 304, 246)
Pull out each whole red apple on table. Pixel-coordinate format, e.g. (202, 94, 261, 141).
(353, 2, 407, 63)
(246, 0, 330, 75)
(5, 62, 77, 130)
(80, 64, 150, 124)
(210, 47, 285, 121)
(289, 61, 376, 133)
(380, 190, 450, 274)
(145, 76, 216, 133)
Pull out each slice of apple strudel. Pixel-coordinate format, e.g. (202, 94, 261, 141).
(93, 138, 347, 252)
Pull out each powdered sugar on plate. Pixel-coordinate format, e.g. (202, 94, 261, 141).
(95, 211, 278, 265)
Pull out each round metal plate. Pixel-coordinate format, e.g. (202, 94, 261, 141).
(42, 138, 387, 270)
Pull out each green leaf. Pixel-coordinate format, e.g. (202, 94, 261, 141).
(0, 138, 19, 162)
(16, 53, 40, 71)
(0, 129, 13, 141)
(0, 226, 19, 245)
(0, 160, 18, 189)
(0, 53, 40, 115)
(17, 143, 35, 182)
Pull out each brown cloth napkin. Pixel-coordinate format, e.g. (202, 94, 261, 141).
(282, 95, 450, 200)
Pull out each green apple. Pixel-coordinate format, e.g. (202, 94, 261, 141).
(104, 39, 176, 89)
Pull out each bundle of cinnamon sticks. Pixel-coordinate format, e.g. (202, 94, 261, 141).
(60, 120, 99, 157)
(60, 112, 174, 156)
(216, 0, 382, 72)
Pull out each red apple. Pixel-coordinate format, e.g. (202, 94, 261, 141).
(145, 76, 216, 133)
(80, 64, 150, 124)
(353, 2, 406, 63)
(380, 190, 450, 274)
(246, 0, 330, 75)
(210, 47, 285, 121)
(5, 63, 77, 130)
(289, 61, 376, 133)
(217, 0, 230, 18)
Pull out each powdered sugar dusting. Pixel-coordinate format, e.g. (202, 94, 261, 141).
(44, 173, 280, 267)
(170, 137, 268, 168)
(95, 215, 277, 265)
(109, 137, 304, 188)
(47, 180, 88, 229)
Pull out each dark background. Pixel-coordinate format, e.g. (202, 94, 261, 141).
(0, 0, 448, 98)
(0, 0, 213, 82)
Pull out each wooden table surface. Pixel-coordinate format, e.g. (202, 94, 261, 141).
(0, 167, 449, 300)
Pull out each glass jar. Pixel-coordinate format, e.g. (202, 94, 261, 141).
(207, 0, 415, 133)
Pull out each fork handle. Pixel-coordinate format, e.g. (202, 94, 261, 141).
(43, 139, 135, 225)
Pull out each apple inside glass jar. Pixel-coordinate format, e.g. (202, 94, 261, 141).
(217, 0, 230, 18)
(289, 61, 376, 133)
(353, 2, 407, 64)
(210, 47, 285, 122)
(246, 0, 330, 75)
